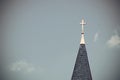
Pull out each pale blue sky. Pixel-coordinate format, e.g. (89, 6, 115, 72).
(2, 0, 120, 80)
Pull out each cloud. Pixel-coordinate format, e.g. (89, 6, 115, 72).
(107, 34, 120, 47)
(10, 61, 35, 74)
(93, 33, 99, 42)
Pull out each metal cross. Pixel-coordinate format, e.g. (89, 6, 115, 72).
(80, 19, 86, 33)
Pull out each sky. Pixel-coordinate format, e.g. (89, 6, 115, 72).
(1, 0, 120, 80)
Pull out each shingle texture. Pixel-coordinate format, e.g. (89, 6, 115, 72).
(71, 44, 92, 80)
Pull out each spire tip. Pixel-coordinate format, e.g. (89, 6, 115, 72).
(80, 19, 86, 44)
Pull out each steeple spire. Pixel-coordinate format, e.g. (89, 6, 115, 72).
(80, 19, 86, 44)
(71, 19, 92, 80)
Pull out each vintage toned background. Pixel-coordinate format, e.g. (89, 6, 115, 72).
(0, 0, 120, 80)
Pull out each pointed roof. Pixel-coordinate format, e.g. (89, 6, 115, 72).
(71, 44, 92, 80)
(71, 19, 92, 80)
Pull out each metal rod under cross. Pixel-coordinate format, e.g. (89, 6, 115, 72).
(80, 19, 86, 44)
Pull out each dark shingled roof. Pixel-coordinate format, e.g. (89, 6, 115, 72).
(71, 44, 92, 80)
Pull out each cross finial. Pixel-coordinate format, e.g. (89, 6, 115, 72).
(80, 19, 86, 44)
(80, 19, 86, 33)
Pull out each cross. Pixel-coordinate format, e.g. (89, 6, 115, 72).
(80, 19, 86, 33)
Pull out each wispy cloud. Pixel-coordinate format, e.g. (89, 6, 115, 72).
(10, 61, 35, 74)
(107, 33, 120, 47)
(93, 33, 99, 42)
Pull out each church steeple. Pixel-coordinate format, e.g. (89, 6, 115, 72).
(71, 19, 92, 80)
(80, 19, 86, 44)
